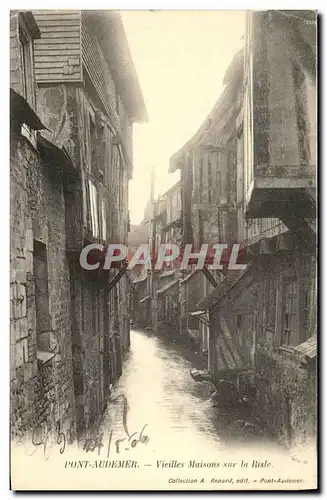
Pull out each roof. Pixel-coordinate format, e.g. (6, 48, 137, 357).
(197, 265, 253, 311)
(132, 274, 148, 284)
(189, 310, 206, 317)
(216, 316, 250, 374)
(87, 11, 148, 123)
(294, 335, 316, 359)
(162, 180, 181, 197)
(157, 278, 180, 295)
(19, 11, 41, 39)
(169, 47, 244, 174)
(180, 269, 201, 285)
(159, 269, 176, 279)
(161, 216, 182, 233)
(139, 295, 151, 304)
(10, 89, 46, 131)
(222, 48, 244, 85)
(37, 135, 76, 175)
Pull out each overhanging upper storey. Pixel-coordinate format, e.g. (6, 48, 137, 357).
(33, 10, 147, 124)
(243, 10, 316, 219)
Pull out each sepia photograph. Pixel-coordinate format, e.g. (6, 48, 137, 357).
(9, 8, 317, 491)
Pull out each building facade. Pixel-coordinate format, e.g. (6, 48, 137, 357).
(10, 10, 146, 441)
(155, 182, 182, 332)
(129, 181, 182, 332)
(169, 47, 244, 352)
(169, 10, 317, 452)
(241, 10, 317, 452)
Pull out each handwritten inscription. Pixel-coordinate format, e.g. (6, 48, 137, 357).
(26, 420, 66, 461)
(23, 393, 148, 461)
(83, 394, 149, 458)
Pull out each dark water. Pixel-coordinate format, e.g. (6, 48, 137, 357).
(99, 329, 283, 463)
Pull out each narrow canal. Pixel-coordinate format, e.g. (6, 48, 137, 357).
(98, 329, 285, 466)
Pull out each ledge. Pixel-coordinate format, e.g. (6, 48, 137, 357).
(37, 350, 56, 365)
(10, 89, 46, 131)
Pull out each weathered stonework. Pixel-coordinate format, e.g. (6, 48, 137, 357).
(10, 9, 145, 446)
(10, 135, 76, 442)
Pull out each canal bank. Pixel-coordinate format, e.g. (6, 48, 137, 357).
(92, 329, 285, 462)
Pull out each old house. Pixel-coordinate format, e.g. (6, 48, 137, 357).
(155, 182, 182, 332)
(129, 181, 182, 332)
(10, 10, 77, 442)
(128, 223, 151, 326)
(130, 269, 151, 328)
(169, 47, 244, 351)
(198, 10, 316, 452)
(241, 10, 317, 451)
(10, 10, 147, 440)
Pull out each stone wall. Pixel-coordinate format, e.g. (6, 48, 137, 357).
(10, 134, 76, 442)
(255, 348, 316, 453)
(10, 13, 23, 96)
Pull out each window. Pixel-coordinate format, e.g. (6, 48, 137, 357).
(236, 314, 243, 348)
(293, 62, 310, 165)
(244, 76, 254, 185)
(265, 278, 277, 329)
(227, 148, 235, 202)
(111, 144, 119, 187)
(19, 24, 34, 108)
(88, 179, 99, 239)
(281, 276, 298, 346)
(217, 169, 222, 203)
(237, 134, 244, 172)
(101, 196, 107, 242)
(198, 209, 204, 246)
(19, 18, 37, 146)
(199, 156, 203, 204)
(91, 289, 97, 336)
(33, 241, 50, 349)
(115, 90, 120, 115)
(98, 124, 105, 179)
(119, 168, 124, 214)
(208, 155, 212, 204)
(89, 114, 97, 173)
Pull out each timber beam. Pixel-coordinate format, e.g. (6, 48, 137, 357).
(202, 266, 219, 288)
(108, 260, 129, 293)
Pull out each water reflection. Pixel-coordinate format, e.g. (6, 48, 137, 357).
(100, 329, 284, 463)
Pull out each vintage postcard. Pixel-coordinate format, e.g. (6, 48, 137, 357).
(10, 9, 317, 491)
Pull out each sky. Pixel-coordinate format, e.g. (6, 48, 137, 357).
(121, 10, 245, 224)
